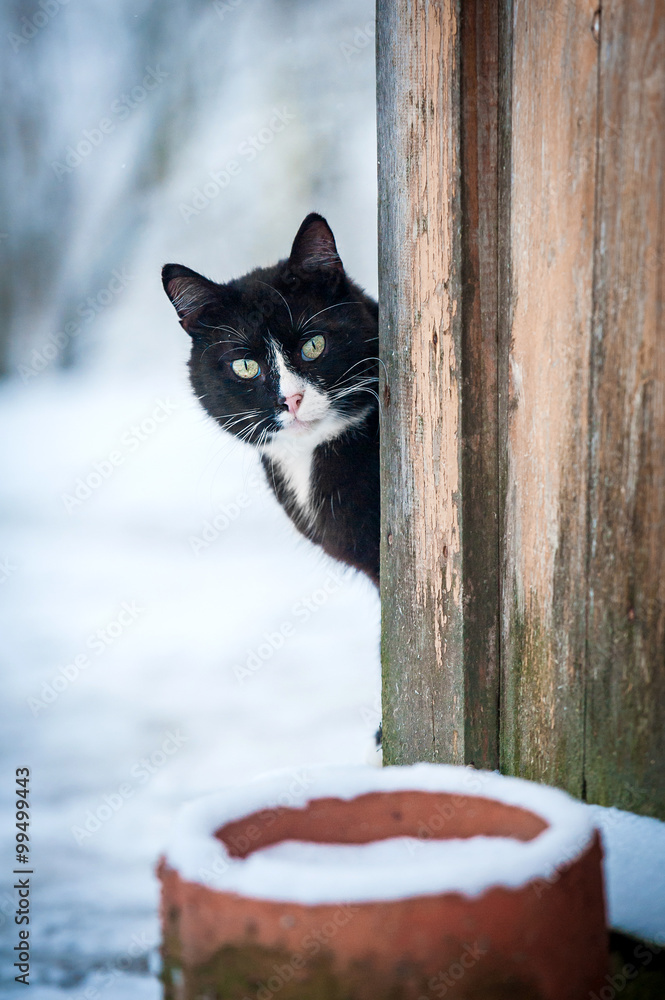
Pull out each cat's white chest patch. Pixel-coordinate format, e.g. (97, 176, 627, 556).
(264, 435, 317, 511)
(262, 409, 370, 515)
(260, 338, 370, 514)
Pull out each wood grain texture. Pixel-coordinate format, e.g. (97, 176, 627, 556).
(500, 0, 599, 793)
(585, 0, 665, 817)
(378, 0, 665, 815)
(378, 0, 465, 764)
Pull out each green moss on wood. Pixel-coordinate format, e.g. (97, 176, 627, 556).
(501, 591, 584, 797)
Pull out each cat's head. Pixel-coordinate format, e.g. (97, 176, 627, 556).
(162, 214, 378, 449)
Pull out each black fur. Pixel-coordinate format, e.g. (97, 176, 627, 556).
(162, 214, 380, 585)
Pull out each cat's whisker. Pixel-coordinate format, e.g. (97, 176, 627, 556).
(219, 410, 264, 434)
(197, 324, 253, 351)
(332, 384, 382, 413)
(215, 346, 255, 361)
(301, 300, 364, 329)
(220, 407, 263, 420)
(329, 374, 379, 394)
(330, 359, 378, 385)
(340, 387, 382, 408)
(330, 357, 386, 387)
(255, 422, 274, 451)
(222, 417, 264, 433)
(329, 376, 379, 394)
(363, 356, 388, 380)
(255, 280, 294, 330)
(199, 339, 225, 357)
(332, 378, 380, 394)
(296, 328, 328, 338)
(235, 414, 273, 445)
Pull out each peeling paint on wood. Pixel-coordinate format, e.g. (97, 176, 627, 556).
(378, 0, 465, 765)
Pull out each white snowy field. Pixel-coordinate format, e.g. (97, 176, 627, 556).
(0, 366, 381, 997)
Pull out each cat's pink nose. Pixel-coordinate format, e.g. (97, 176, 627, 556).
(284, 392, 304, 415)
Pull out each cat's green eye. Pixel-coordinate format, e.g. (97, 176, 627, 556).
(301, 334, 325, 361)
(232, 358, 260, 379)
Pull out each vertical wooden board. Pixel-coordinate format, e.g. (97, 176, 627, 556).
(501, 0, 598, 792)
(377, 0, 464, 764)
(586, 0, 665, 818)
(460, 0, 501, 768)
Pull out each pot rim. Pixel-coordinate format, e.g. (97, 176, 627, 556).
(162, 762, 596, 905)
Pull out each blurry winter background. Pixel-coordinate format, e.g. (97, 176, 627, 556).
(0, 1, 379, 995)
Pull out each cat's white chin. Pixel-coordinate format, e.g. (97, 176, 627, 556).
(281, 417, 319, 435)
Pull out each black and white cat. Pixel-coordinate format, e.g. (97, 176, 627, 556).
(162, 213, 380, 585)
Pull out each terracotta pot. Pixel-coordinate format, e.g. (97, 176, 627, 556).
(158, 764, 608, 999)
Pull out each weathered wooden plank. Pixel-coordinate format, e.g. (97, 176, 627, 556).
(500, 0, 598, 793)
(585, 0, 665, 819)
(377, 0, 465, 764)
(461, 0, 501, 769)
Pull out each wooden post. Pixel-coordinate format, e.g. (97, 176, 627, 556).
(378, 0, 665, 819)
(377, 0, 465, 766)
(377, 0, 501, 768)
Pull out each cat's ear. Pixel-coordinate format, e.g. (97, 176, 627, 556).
(288, 213, 344, 275)
(162, 263, 217, 334)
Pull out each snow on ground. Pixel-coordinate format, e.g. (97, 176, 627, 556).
(590, 805, 665, 946)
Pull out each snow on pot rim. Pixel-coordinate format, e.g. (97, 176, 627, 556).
(163, 762, 597, 905)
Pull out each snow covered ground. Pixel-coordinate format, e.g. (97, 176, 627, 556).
(0, 367, 381, 996)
